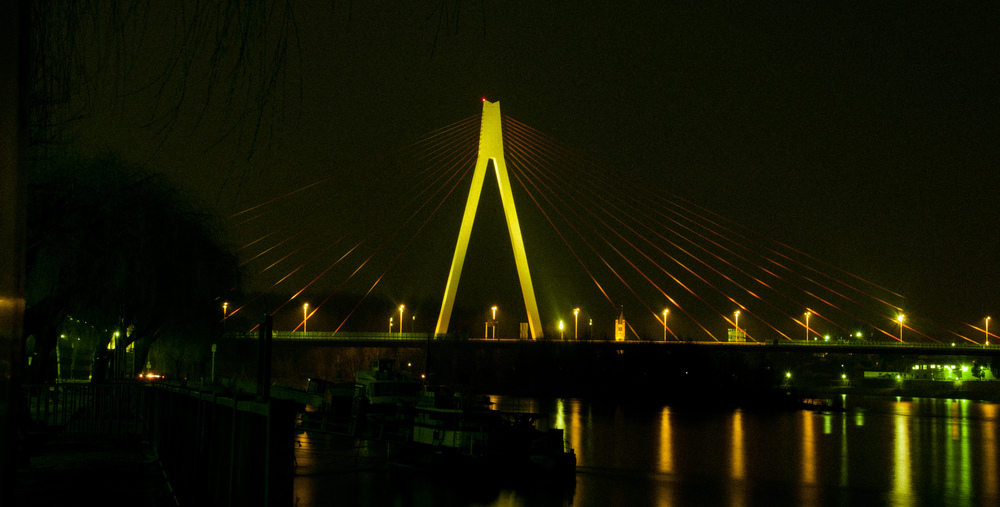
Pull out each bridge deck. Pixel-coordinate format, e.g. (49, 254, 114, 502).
(236, 332, 1000, 356)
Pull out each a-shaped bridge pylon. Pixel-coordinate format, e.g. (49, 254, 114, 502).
(434, 100, 543, 339)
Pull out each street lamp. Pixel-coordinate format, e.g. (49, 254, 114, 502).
(804, 311, 810, 341)
(399, 305, 405, 334)
(574, 308, 580, 340)
(303, 303, 309, 333)
(986, 316, 991, 346)
(492, 306, 498, 339)
(663, 309, 669, 341)
(734, 310, 741, 340)
(559, 320, 565, 340)
(389, 317, 393, 334)
(223, 302, 228, 320)
(897, 314, 905, 343)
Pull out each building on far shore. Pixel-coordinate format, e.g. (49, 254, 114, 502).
(865, 358, 997, 381)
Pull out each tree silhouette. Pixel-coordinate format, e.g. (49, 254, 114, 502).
(25, 153, 239, 381)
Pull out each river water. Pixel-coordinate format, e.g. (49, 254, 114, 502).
(292, 394, 999, 506)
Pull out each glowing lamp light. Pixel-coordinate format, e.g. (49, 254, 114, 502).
(897, 314, 905, 342)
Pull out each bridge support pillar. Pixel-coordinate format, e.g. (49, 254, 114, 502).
(435, 100, 543, 339)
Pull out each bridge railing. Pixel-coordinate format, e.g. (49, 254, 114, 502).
(240, 331, 447, 341)
(229, 330, 995, 350)
(764, 339, 993, 350)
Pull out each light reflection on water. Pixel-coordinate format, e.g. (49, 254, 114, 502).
(983, 403, 998, 500)
(839, 413, 848, 487)
(731, 409, 744, 481)
(293, 395, 1000, 507)
(892, 400, 913, 507)
(658, 406, 672, 474)
(730, 409, 745, 507)
(569, 398, 582, 460)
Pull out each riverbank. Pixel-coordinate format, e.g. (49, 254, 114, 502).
(799, 378, 1000, 403)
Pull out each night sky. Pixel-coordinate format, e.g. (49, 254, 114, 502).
(71, 2, 999, 339)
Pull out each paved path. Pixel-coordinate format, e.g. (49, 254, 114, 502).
(15, 435, 177, 506)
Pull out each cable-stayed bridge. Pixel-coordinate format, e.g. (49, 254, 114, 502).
(220, 100, 995, 350)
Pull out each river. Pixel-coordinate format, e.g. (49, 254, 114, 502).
(292, 394, 999, 506)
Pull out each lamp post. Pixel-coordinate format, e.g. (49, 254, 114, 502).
(389, 317, 393, 334)
(559, 320, 564, 340)
(303, 303, 308, 333)
(805, 311, 810, 341)
(574, 308, 580, 340)
(221, 302, 228, 374)
(734, 310, 741, 340)
(399, 305, 405, 334)
(663, 309, 669, 341)
(897, 314, 905, 343)
(492, 306, 498, 339)
(986, 316, 991, 346)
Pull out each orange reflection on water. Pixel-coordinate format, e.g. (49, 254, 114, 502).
(569, 398, 583, 464)
(731, 409, 744, 480)
(798, 411, 819, 507)
(983, 403, 998, 500)
(891, 401, 914, 507)
(658, 406, 673, 474)
(801, 412, 815, 485)
(951, 400, 960, 441)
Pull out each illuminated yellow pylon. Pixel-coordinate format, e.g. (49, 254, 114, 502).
(435, 100, 543, 339)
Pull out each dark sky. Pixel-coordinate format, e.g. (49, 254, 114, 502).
(75, 1, 999, 340)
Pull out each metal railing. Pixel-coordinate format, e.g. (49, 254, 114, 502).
(152, 386, 297, 507)
(21, 382, 297, 506)
(22, 382, 153, 438)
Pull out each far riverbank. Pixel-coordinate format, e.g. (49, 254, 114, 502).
(798, 377, 1000, 403)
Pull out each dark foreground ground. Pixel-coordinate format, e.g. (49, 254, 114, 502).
(14, 434, 176, 506)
